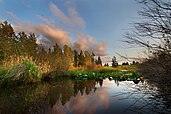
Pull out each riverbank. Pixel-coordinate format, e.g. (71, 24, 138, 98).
(0, 60, 140, 87)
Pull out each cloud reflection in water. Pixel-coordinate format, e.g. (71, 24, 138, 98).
(51, 87, 109, 114)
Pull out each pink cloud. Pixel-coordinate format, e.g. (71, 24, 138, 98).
(101, 57, 112, 63)
(51, 103, 66, 114)
(34, 25, 71, 45)
(6, 10, 107, 56)
(50, 88, 109, 114)
(15, 24, 71, 46)
(49, 2, 68, 23)
(73, 34, 107, 56)
(0, 19, 4, 23)
(6, 11, 70, 46)
(7, 11, 19, 19)
(66, 88, 109, 114)
(37, 15, 53, 26)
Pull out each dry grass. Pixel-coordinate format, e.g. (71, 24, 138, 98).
(103, 65, 138, 71)
(1, 55, 51, 74)
(69, 65, 137, 72)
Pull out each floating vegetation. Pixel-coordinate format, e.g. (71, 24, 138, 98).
(66, 69, 140, 81)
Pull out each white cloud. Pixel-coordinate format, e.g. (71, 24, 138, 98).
(49, 2, 85, 29)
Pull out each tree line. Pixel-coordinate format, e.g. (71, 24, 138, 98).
(0, 21, 103, 73)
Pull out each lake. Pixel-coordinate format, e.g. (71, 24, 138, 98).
(0, 78, 170, 114)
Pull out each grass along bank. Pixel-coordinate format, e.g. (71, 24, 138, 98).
(0, 59, 43, 86)
(0, 60, 140, 87)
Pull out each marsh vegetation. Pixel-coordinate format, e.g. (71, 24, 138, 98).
(0, 0, 171, 113)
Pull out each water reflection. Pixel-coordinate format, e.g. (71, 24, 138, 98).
(0, 78, 170, 114)
(0, 79, 97, 114)
(146, 79, 171, 109)
(64, 88, 109, 114)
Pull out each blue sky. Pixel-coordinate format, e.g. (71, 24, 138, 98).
(0, 0, 143, 63)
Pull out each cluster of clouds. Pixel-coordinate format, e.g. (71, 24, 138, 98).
(51, 87, 109, 114)
(6, 2, 107, 56)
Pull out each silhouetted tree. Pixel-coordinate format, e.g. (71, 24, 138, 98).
(104, 63, 109, 67)
(125, 0, 171, 76)
(96, 56, 102, 66)
(125, 0, 171, 53)
(122, 62, 129, 65)
(106, 63, 109, 67)
(132, 61, 136, 65)
(112, 56, 118, 67)
(91, 52, 95, 63)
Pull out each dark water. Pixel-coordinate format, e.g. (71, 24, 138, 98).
(0, 79, 170, 114)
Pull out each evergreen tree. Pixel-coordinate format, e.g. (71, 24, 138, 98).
(0, 21, 110, 74)
(106, 63, 109, 67)
(28, 33, 38, 58)
(51, 43, 63, 70)
(132, 61, 135, 65)
(18, 32, 38, 57)
(112, 56, 118, 67)
(85, 51, 92, 65)
(96, 56, 102, 66)
(53, 43, 62, 55)
(73, 50, 79, 67)
(37, 44, 48, 63)
(63, 44, 74, 68)
(0, 21, 17, 59)
(0, 21, 15, 38)
(78, 50, 85, 67)
(91, 52, 95, 63)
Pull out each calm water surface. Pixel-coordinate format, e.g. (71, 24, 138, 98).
(0, 79, 170, 114)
